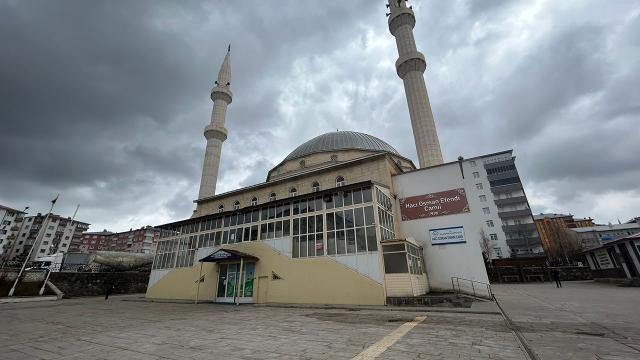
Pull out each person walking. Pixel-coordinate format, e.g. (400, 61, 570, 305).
(104, 283, 114, 300)
(551, 269, 562, 288)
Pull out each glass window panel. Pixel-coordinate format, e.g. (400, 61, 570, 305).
(300, 235, 308, 257)
(293, 218, 299, 236)
(383, 253, 409, 273)
(335, 211, 344, 230)
(382, 244, 405, 253)
(252, 210, 259, 222)
(334, 193, 343, 208)
(363, 187, 373, 203)
(244, 212, 251, 224)
(251, 225, 258, 241)
(215, 231, 222, 246)
(300, 199, 307, 214)
(229, 230, 237, 244)
(354, 207, 364, 227)
(307, 198, 315, 213)
(293, 201, 300, 215)
(308, 216, 315, 234)
(275, 221, 283, 238)
(224, 216, 231, 227)
(346, 229, 356, 253)
(221, 230, 228, 244)
(260, 223, 267, 239)
(292, 236, 299, 258)
(343, 191, 353, 206)
(268, 206, 276, 220)
(308, 233, 315, 257)
(244, 227, 250, 242)
(236, 213, 244, 225)
(356, 228, 366, 252)
(336, 230, 346, 254)
(315, 197, 323, 212)
(344, 209, 354, 229)
(326, 213, 335, 231)
(283, 219, 290, 237)
(353, 189, 362, 205)
(267, 222, 275, 239)
(198, 234, 205, 248)
(324, 194, 334, 210)
(300, 217, 307, 235)
(261, 208, 268, 221)
(230, 215, 237, 227)
(316, 215, 323, 233)
(283, 203, 291, 217)
(327, 231, 336, 255)
(364, 206, 375, 226)
(316, 233, 324, 256)
(366, 226, 377, 251)
(276, 204, 283, 218)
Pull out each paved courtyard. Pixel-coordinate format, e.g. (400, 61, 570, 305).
(493, 281, 640, 360)
(2, 296, 524, 360)
(2, 281, 638, 359)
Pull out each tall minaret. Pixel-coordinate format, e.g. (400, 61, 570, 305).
(387, 0, 443, 168)
(198, 47, 232, 200)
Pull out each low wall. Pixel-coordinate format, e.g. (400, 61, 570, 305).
(49, 272, 150, 297)
(488, 266, 592, 283)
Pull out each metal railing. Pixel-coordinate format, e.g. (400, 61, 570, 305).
(451, 276, 493, 299)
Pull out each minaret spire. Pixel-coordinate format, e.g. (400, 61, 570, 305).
(387, 0, 443, 168)
(197, 47, 233, 200)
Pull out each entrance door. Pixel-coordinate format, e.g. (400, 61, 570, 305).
(216, 262, 255, 303)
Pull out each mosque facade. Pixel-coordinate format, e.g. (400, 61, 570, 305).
(146, 1, 542, 305)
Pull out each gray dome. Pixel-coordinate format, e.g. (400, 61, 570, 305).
(284, 131, 400, 161)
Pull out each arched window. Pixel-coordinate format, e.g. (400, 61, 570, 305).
(233, 201, 240, 210)
(250, 197, 258, 206)
(335, 176, 345, 187)
(269, 192, 277, 201)
(299, 160, 306, 169)
(289, 188, 297, 197)
(217, 204, 224, 213)
(311, 181, 320, 192)
(331, 154, 338, 162)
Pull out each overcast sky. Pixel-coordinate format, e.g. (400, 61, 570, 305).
(1, 0, 639, 231)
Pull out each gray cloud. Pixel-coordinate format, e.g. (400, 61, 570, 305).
(1, 0, 638, 230)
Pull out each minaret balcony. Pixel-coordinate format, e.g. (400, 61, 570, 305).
(210, 86, 233, 104)
(395, 51, 426, 78)
(204, 124, 228, 142)
(388, 7, 415, 35)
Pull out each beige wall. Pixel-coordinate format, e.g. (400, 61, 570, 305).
(194, 155, 401, 218)
(146, 241, 385, 305)
(384, 273, 428, 297)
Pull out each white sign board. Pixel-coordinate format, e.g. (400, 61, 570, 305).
(430, 226, 465, 245)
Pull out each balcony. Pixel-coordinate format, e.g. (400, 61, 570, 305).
(506, 236, 541, 248)
(498, 208, 532, 219)
(502, 223, 537, 233)
(490, 183, 522, 194)
(494, 196, 527, 206)
(10, 226, 19, 231)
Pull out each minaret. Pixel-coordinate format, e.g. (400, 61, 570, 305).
(198, 47, 232, 200)
(387, 0, 443, 168)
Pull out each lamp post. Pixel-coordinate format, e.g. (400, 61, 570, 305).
(0, 206, 29, 269)
(9, 196, 58, 297)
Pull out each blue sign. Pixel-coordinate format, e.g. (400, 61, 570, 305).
(430, 226, 466, 245)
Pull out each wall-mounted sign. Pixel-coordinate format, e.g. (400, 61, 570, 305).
(399, 188, 470, 221)
(430, 226, 466, 245)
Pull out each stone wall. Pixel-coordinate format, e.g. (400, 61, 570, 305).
(49, 272, 149, 297)
(488, 266, 593, 283)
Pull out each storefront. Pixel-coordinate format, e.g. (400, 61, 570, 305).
(198, 249, 258, 304)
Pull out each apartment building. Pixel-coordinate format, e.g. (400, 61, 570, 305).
(79, 226, 160, 254)
(0, 205, 27, 259)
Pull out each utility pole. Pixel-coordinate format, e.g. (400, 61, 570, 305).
(9, 195, 58, 297)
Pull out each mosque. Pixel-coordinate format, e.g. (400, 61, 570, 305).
(146, 1, 541, 305)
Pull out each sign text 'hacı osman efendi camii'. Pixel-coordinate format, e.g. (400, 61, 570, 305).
(399, 188, 470, 221)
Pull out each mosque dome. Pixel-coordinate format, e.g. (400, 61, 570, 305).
(283, 131, 400, 161)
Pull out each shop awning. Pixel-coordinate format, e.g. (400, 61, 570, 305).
(199, 248, 259, 263)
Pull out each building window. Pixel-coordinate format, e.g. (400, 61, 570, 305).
(476, 183, 483, 190)
(470, 160, 476, 167)
(299, 160, 306, 168)
(217, 204, 224, 213)
(490, 234, 498, 241)
(312, 181, 320, 192)
(45, 233, 51, 238)
(289, 188, 297, 197)
(233, 201, 240, 210)
(336, 176, 345, 187)
(48, 226, 54, 230)
(505, 192, 512, 198)
(250, 197, 258, 206)
(494, 247, 503, 258)
(483, 207, 490, 215)
(473, 172, 480, 178)
(514, 219, 521, 225)
(330, 154, 338, 162)
(479, 195, 487, 202)
(269, 192, 277, 201)
(486, 220, 494, 227)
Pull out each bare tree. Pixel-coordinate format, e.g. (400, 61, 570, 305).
(547, 221, 580, 264)
(479, 229, 492, 265)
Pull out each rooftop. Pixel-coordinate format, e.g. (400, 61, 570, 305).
(571, 223, 640, 233)
(283, 131, 400, 162)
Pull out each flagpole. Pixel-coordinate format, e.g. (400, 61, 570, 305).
(8, 195, 58, 297)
